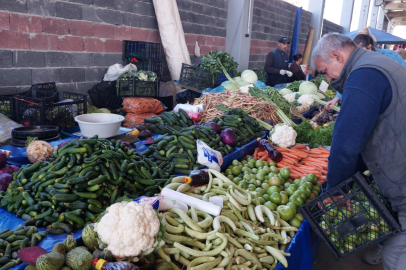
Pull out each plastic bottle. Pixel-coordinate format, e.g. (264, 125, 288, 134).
(257, 139, 283, 163)
(183, 170, 210, 187)
(93, 259, 139, 270)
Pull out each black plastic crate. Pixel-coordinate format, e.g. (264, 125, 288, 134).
(299, 172, 400, 260)
(179, 63, 216, 92)
(26, 82, 59, 102)
(124, 58, 163, 79)
(0, 95, 14, 119)
(13, 92, 87, 129)
(88, 81, 123, 111)
(123, 40, 161, 61)
(117, 77, 159, 98)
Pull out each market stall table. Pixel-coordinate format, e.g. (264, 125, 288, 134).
(0, 133, 320, 270)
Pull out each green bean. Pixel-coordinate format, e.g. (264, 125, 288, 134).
(169, 208, 203, 232)
(173, 233, 227, 257)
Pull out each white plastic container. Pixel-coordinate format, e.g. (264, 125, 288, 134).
(74, 113, 125, 138)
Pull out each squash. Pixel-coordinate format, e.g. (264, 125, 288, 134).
(63, 235, 77, 252)
(36, 252, 65, 270)
(82, 224, 98, 252)
(92, 249, 113, 262)
(66, 247, 93, 270)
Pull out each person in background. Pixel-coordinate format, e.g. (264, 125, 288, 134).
(313, 33, 406, 270)
(264, 37, 293, 86)
(397, 49, 406, 62)
(288, 53, 306, 82)
(325, 29, 406, 111)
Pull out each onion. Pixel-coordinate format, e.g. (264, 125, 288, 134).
(205, 122, 221, 134)
(220, 128, 237, 146)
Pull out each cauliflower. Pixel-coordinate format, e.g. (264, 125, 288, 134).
(269, 124, 297, 148)
(95, 202, 160, 259)
(283, 94, 295, 103)
(297, 94, 314, 106)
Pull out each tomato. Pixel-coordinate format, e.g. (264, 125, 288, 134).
(261, 183, 270, 190)
(279, 168, 290, 180)
(267, 186, 280, 196)
(255, 160, 264, 168)
(280, 193, 289, 205)
(270, 166, 279, 174)
(294, 212, 304, 222)
(232, 160, 240, 166)
(289, 217, 302, 228)
(238, 181, 248, 189)
(289, 194, 304, 206)
(277, 205, 294, 221)
(293, 190, 307, 201)
(284, 182, 291, 189)
(269, 161, 276, 167)
(298, 186, 311, 198)
(265, 201, 277, 211)
(286, 185, 297, 196)
(225, 169, 232, 175)
(307, 173, 318, 184)
(313, 185, 321, 193)
(277, 174, 286, 185)
(255, 188, 266, 196)
(293, 179, 301, 186)
(268, 177, 281, 187)
(302, 181, 313, 190)
(262, 194, 270, 202)
(231, 167, 241, 175)
(287, 202, 297, 214)
(270, 192, 282, 205)
(227, 175, 234, 181)
(258, 197, 265, 204)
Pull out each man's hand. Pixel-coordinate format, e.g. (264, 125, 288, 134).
(279, 70, 287, 75)
(286, 71, 293, 77)
(321, 195, 352, 212)
(325, 97, 340, 111)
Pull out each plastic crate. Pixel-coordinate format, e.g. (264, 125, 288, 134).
(0, 95, 14, 119)
(299, 172, 400, 260)
(179, 63, 216, 92)
(13, 92, 87, 129)
(26, 82, 59, 102)
(117, 77, 159, 98)
(88, 81, 122, 111)
(123, 40, 161, 61)
(124, 58, 163, 79)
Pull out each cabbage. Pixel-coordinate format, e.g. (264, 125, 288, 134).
(233, 76, 242, 83)
(221, 81, 239, 91)
(237, 80, 251, 87)
(299, 81, 317, 95)
(241, 70, 258, 84)
(279, 88, 292, 96)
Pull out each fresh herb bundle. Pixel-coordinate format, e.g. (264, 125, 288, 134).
(293, 121, 335, 148)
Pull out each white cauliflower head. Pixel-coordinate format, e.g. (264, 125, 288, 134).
(95, 202, 160, 259)
(270, 124, 297, 148)
(297, 94, 314, 106)
(283, 94, 295, 103)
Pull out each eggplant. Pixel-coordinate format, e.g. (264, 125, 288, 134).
(138, 130, 152, 139)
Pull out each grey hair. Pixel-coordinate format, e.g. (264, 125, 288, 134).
(312, 33, 356, 63)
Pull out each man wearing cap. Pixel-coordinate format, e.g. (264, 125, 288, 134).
(264, 37, 293, 86)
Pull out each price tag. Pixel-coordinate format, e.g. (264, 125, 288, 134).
(319, 80, 329, 93)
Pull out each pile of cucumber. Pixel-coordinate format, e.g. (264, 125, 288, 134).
(0, 224, 46, 269)
(211, 108, 264, 146)
(140, 125, 234, 175)
(144, 109, 194, 134)
(0, 137, 174, 231)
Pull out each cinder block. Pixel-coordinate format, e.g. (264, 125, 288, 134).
(0, 50, 13, 68)
(58, 36, 84, 52)
(71, 53, 94, 67)
(30, 34, 59, 51)
(114, 0, 132, 12)
(56, 1, 82, 20)
(0, 31, 30, 49)
(93, 0, 115, 9)
(94, 53, 116, 66)
(32, 68, 61, 84)
(0, 69, 32, 86)
(69, 20, 94, 37)
(10, 14, 42, 33)
(60, 68, 85, 83)
(85, 67, 107, 82)
(96, 8, 123, 25)
(82, 6, 101, 23)
(45, 52, 72, 67)
(13, 51, 45, 67)
(42, 17, 69, 35)
(93, 23, 115, 39)
(27, 0, 56, 17)
(0, 0, 27, 13)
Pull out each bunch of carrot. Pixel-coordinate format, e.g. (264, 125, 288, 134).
(252, 144, 330, 183)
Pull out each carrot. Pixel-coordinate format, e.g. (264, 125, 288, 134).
(321, 169, 328, 175)
(282, 152, 301, 160)
(253, 148, 258, 160)
(257, 151, 267, 157)
(260, 155, 268, 161)
(290, 173, 301, 179)
(317, 147, 330, 153)
(266, 158, 272, 163)
(287, 150, 309, 159)
(281, 157, 298, 164)
(302, 157, 327, 164)
(318, 175, 327, 181)
(292, 144, 306, 149)
(309, 154, 330, 158)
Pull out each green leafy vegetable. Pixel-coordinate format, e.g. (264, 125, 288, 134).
(200, 51, 238, 84)
(293, 121, 335, 148)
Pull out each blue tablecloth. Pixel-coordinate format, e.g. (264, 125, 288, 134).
(0, 132, 319, 270)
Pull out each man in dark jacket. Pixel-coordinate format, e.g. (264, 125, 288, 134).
(264, 37, 293, 86)
(312, 33, 406, 270)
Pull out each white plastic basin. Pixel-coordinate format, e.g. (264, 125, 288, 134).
(75, 113, 125, 138)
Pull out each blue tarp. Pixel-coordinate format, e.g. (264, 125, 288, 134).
(343, 27, 406, 45)
(0, 131, 320, 270)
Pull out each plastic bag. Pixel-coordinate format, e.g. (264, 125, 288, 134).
(103, 63, 137, 81)
(196, 139, 223, 172)
(123, 112, 157, 127)
(0, 114, 23, 147)
(201, 85, 226, 97)
(174, 104, 204, 121)
(122, 98, 164, 114)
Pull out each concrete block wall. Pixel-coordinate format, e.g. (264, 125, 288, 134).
(0, 0, 228, 96)
(322, 19, 343, 36)
(249, 0, 312, 70)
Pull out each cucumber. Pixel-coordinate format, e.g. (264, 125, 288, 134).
(65, 213, 85, 226)
(52, 194, 79, 202)
(88, 204, 104, 214)
(73, 191, 97, 199)
(66, 176, 87, 185)
(64, 202, 88, 210)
